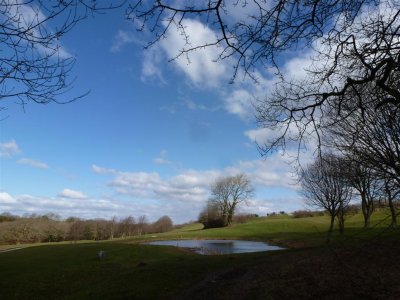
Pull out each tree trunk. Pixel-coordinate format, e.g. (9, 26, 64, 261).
(227, 203, 236, 225)
(327, 214, 335, 243)
(385, 180, 398, 228)
(337, 211, 345, 235)
(361, 192, 370, 228)
(388, 197, 398, 228)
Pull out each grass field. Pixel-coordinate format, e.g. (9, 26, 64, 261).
(0, 211, 398, 299)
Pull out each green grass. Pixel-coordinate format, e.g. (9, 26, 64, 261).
(0, 211, 398, 299)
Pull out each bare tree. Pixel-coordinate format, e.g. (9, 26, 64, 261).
(341, 159, 382, 228)
(210, 173, 254, 226)
(0, 0, 124, 112)
(383, 177, 399, 228)
(128, 1, 400, 155)
(136, 215, 148, 235)
(119, 216, 136, 237)
(300, 154, 352, 242)
(327, 89, 400, 226)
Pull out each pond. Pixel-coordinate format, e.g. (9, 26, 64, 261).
(145, 239, 284, 255)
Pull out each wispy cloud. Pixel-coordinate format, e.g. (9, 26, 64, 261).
(110, 29, 143, 53)
(17, 158, 48, 169)
(153, 150, 172, 165)
(58, 188, 88, 200)
(0, 140, 21, 158)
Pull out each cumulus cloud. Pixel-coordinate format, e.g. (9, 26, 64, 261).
(0, 190, 204, 223)
(58, 189, 88, 200)
(244, 128, 272, 145)
(224, 89, 255, 120)
(0, 153, 304, 223)
(0, 140, 21, 158)
(158, 19, 230, 88)
(94, 153, 299, 206)
(0, 192, 16, 204)
(17, 158, 48, 169)
(137, 16, 319, 122)
(0, 192, 124, 220)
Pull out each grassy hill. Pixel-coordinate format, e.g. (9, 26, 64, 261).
(0, 212, 398, 299)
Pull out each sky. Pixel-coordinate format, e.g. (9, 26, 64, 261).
(0, 3, 315, 224)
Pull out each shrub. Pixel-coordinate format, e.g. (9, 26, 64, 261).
(198, 202, 226, 229)
(232, 214, 258, 224)
(292, 210, 325, 218)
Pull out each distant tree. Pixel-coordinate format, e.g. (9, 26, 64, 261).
(300, 154, 352, 242)
(341, 159, 381, 228)
(0, 213, 18, 223)
(328, 95, 400, 227)
(65, 216, 81, 223)
(136, 215, 148, 235)
(209, 173, 254, 226)
(119, 216, 136, 237)
(198, 200, 225, 229)
(153, 215, 173, 233)
(108, 216, 118, 240)
(68, 220, 85, 242)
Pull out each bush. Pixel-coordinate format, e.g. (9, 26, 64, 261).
(292, 210, 325, 218)
(232, 214, 258, 224)
(198, 202, 226, 229)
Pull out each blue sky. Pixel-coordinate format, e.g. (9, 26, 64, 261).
(0, 4, 312, 223)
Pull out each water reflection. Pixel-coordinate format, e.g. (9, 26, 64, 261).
(145, 239, 284, 255)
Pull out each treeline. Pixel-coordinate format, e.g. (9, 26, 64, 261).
(0, 213, 173, 245)
(300, 152, 400, 243)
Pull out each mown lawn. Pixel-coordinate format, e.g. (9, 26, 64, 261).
(0, 211, 398, 299)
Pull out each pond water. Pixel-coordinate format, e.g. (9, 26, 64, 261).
(145, 239, 284, 255)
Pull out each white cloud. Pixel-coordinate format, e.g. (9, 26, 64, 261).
(0, 152, 304, 223)
(110, 29, 143, 52)
(94, 153, 299, 206)
(142, 18, 230, 88)
(92, 164, 117, 175)
(0, 192, 124, 220)
(0, 192, 16, 204)
(141, 47, 166, 83)
(58, 189, 88, 200)
(244, 128, 272, 144)
(17, 158, 48, 169)
(0, 190, 199, 223)
(89, 156, 303, 222)
(0, 140, 21, 158)
(6, 1, 71, 59)
(224, 89, 255, 120)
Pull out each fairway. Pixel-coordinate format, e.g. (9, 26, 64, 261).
(1, 213, 399, 299)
